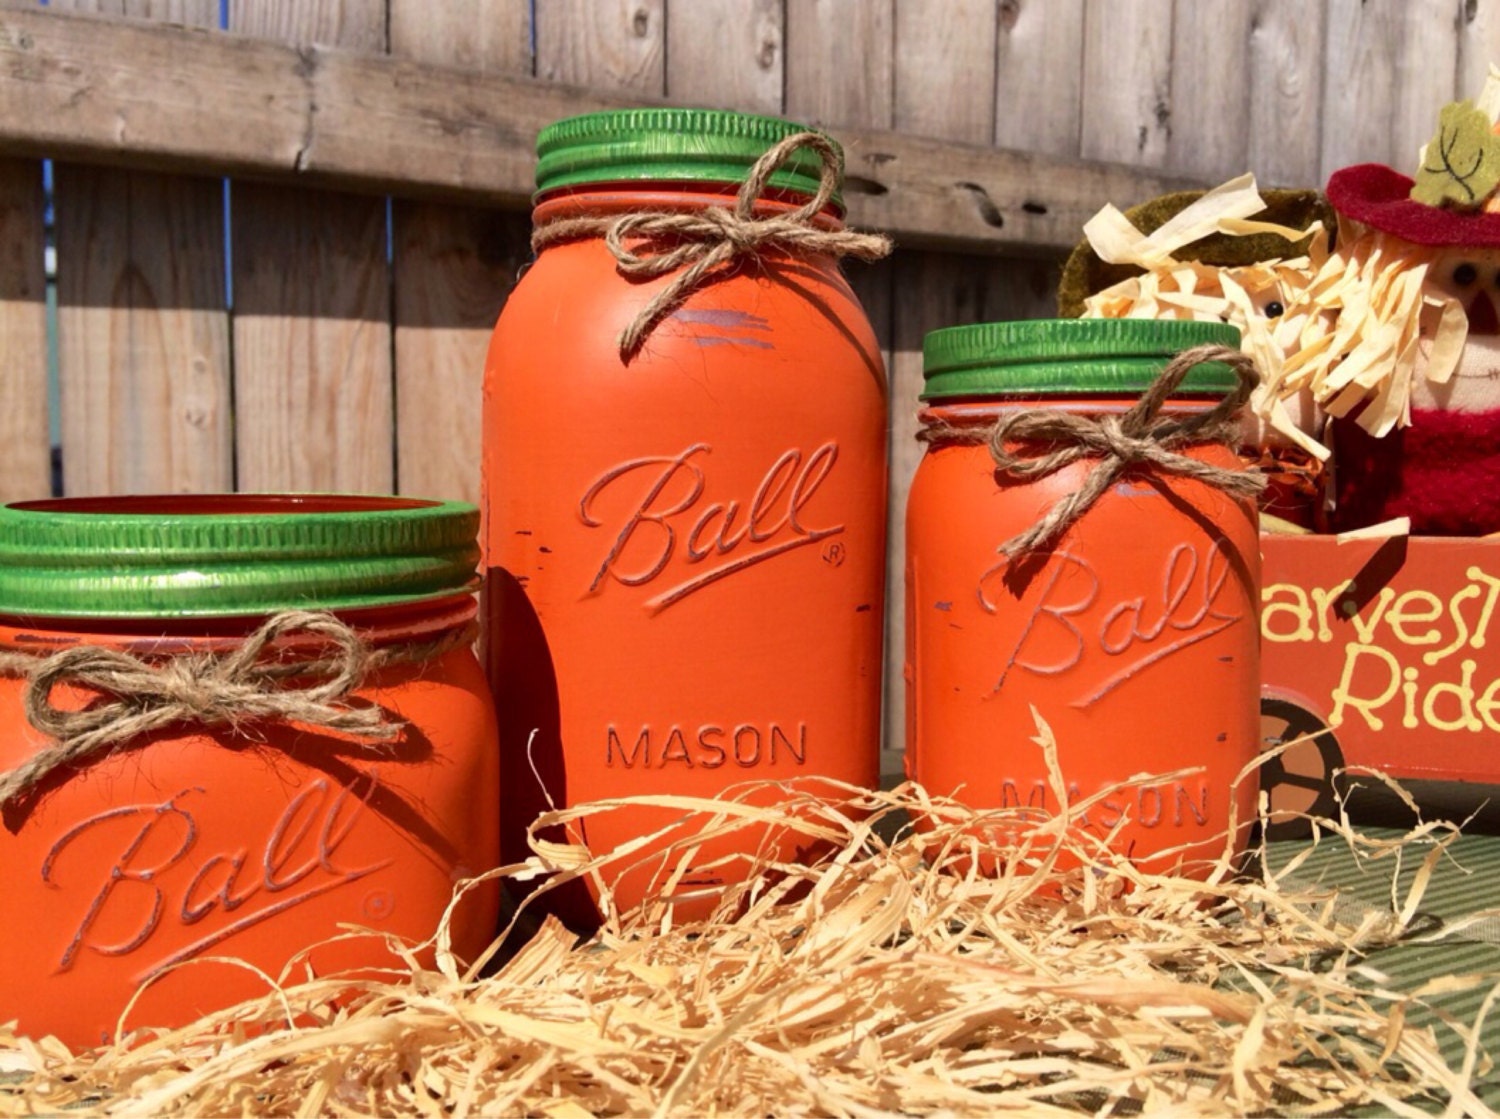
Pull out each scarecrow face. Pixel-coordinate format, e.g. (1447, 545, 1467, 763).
(1426, 247, 1500, 338)
(1212, 264, 1323, 438)
(1414, 245, 1500, 412)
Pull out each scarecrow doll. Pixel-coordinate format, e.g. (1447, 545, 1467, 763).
(1061, 78, 1500, 537)
(1325, 83, 1500, 535)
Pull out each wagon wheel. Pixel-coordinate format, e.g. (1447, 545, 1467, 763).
(1258, 697, 1344, 842)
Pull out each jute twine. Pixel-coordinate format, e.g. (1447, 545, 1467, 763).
(919, 343, 1268, 560)
(0, 610, 475, 807)
(530, 131, 893, 363)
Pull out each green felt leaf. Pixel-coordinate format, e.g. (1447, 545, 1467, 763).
(1412, 99, 1500, 208)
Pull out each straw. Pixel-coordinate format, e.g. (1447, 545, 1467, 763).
(2, 714, 1494, 1117)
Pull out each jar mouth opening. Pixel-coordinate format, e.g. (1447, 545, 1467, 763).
(9, 494, 443, 517)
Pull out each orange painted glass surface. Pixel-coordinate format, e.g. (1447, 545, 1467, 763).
(906, 359, 1261, 875)
(0, 497, 499, 1050)
(483, 139, 887, 916)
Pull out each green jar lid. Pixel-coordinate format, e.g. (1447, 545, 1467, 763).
(0, 495, 480, 619)
(921, 319, 1243, 400)
(534, 108, 844, 212)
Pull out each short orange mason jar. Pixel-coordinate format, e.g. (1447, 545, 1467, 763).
(0, 496, 499, 1049)
(905, 320, 1262, 875)
(483, 109, 888, 916)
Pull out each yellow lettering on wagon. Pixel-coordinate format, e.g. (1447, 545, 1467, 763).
(1386, 590, 1443, 646)
(1428, 583, 1480, 665)
(1470, 566, 1500, 650)
(1423, 660, 1484, 733)
(1347, 587, 1397, 645)
(1265, 565, 1500, 736)
(1329, 643, 1401, 731)
(1479, 677, 1500, 733)
(1261, 584, 1314, 643)
(1309, 580, 1353, 643)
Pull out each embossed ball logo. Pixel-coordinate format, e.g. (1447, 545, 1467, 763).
(578, 442, 847, 611)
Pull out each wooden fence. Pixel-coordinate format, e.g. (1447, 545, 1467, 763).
(0, 0, 1486, 765)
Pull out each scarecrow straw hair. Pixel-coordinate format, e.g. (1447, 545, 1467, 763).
(2, 716, 1496, 1117)
(1080, 174, 1468, 453)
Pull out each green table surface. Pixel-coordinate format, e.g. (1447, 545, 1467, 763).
(1264, 780, 1500, 1113)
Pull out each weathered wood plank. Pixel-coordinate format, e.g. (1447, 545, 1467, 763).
(229, 0, 384, 52)
(1080, 0, 1173, 167)
(40, 0, 216, 21)
(390, 202, 525, 503)
(853, 137, 1201, 254)
(0, 9, 310, 170)
(1247, 0, 1327, 189)
(665, 0, 783, 114)
(1458, 0, 1500, 105)
(994, 0, 1084, 157)
(0, 157, 51, 502)
(535, 0, 665, 94)
(0, 7, 1205, 253)
(229, 0, 391, 494)
(54, 166, 232, 494)
(1168, 1, 1251, 182)
(1320, 0, 1460, 183)
(785, 0, 894, 129)
(389, 0, 531, 504)
(230, 182, 391, 492)
(389, 0, 531, 76)
(1385, 2, 1461, 163)
(893, 0, 996, 144)
(48, 0, 228, 497)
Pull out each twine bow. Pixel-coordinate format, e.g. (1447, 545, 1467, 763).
(0, 610, 470, 807)
(530, 131, 893, 362)
(923, 344, 1267, 561)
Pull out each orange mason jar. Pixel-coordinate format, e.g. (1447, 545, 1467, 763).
(483, 109, 888, 915)
(0, 496, 499, 1049)
(905, 321, 1261, 874)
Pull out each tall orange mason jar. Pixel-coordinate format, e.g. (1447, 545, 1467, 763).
(0, 495, 499, 1049)
(483, 109, 888, 916)
(905, 321, 1261, 875)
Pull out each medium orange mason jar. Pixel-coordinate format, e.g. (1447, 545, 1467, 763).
(0, 496, 499, 1049)
(483, 109, 888, 916)
(905, 321, 1261, 875)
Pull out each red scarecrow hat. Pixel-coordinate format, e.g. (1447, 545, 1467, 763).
(1326, 162, 1500, 248)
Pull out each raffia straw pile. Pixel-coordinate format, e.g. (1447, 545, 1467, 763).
(2, 719, 1497, 1117)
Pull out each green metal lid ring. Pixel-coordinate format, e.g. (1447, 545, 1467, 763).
(922, 319, 1244, 400)
(0, 494, 481, 619)
(534, 107, 844, 211)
